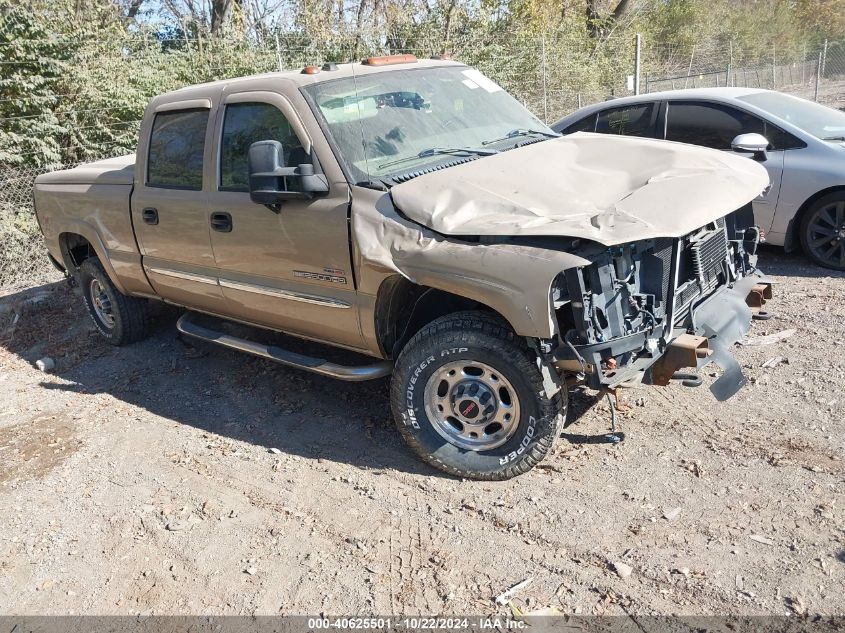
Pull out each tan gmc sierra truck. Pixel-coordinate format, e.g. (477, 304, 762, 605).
(34, 55, 774, 479)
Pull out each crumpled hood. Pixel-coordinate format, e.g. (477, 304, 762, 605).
(390, 132, 770, 246)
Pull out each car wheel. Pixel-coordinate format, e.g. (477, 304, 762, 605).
(79, 258, 149, 345)
(799, 192, 845, 271)
(390, 311, 565, 480)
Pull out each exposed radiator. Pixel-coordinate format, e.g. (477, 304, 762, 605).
(690, 226, 728, 287)
(672, 225, 729, 325)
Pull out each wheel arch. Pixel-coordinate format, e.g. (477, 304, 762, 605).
(59, 232, 96, 269)
(369, 243, 588, 357)
(58, 230, 127, 294)
(375, 275, 513, 360)
(785, 185, 845, 252)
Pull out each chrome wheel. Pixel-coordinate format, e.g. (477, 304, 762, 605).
(423, 360, 520, 451)
(89, 278, 115, 329)
(806, 200, 845, 269)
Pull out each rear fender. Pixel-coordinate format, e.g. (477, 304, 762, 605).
(57, 221, 127, 294)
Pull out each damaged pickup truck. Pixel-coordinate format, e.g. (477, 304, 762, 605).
(34, 55, 774, 479)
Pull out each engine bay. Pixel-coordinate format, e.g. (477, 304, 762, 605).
(552, 204, 762, 390)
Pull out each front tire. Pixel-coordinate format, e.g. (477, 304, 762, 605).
(390, 311, 565, 480)
(799, 192, 845, 270)
(79, 259, 149, 345)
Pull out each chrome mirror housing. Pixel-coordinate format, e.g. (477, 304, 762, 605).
(731, 133, 770, 161)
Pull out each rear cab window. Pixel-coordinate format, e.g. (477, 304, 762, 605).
(147, 109, 209, 189)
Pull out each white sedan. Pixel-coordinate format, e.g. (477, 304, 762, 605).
(553, 88, 845, 270)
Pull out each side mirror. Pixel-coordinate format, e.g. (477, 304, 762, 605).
(247, 140, 328, 207)
(731, 133, 770, 161)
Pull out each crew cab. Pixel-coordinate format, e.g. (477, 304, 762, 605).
(34, 56, 773, 479)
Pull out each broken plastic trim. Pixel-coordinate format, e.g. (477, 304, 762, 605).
(691, 274, 766, 401)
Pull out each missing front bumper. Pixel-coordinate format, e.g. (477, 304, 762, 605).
(745, 281, 773, 315)
(648, 273, 775, 401)
(556, 273, 775, 401)
(649, 333, 711, 386)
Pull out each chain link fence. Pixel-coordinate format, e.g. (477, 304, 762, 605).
(2, 33, 844, 292)
(0, 166, 63, 291)
(644, 38, 845, 109)
(0, 168, 57, 295)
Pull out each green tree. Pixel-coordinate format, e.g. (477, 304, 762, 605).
(0, 0, 65, 166)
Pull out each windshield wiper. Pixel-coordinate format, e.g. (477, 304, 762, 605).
(377, 146, 498, 170)
(822, 136, 845, 141)
(355, 179, 390, 191)
(482, 128, 560, 146)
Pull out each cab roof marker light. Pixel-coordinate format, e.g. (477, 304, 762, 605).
(301, 65, 321, 74)
(362, 54, 418, 66)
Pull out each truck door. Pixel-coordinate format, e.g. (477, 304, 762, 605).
(206, 91, 364, 350)
(131, 100, 227, 314)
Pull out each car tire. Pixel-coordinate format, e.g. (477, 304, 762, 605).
(799, 192, 845, 271)
(79, 258, 149, 345)
(390, 311, 565, 480)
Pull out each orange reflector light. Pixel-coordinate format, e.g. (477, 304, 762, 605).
(362, 54, 417, 66)
(301, 65, 321, 74)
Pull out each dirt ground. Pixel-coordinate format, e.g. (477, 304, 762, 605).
(787, 78, 845, 110)
(0, 246, 842, 618)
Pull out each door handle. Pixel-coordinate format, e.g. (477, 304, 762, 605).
(142, 207, 158, 225)
(210, 211, 232, 232)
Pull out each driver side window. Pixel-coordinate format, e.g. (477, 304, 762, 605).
(219, 102, 306, 191)
(665, 101, 765, 150)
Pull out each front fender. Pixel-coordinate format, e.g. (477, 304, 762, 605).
(391, 242, 586, 338)
(353, 191, 588, 338)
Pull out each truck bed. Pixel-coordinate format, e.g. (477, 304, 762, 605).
(33, 154, 153, 296)
(35, 154, 135, 186)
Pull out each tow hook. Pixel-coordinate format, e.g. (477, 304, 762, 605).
(671, 372, 704, 388)
(650, 334, 712, 386)
(746, 282, 773, 320)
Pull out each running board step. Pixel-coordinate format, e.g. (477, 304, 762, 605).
(176, 312, 393, 382)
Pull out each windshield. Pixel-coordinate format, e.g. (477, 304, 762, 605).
(738, 92, 845, 140)
(303, 66, 552, 182)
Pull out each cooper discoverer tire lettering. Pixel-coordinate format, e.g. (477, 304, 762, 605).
(390, 311, 565, 480)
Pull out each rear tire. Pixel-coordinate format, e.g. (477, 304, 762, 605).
(79, 259, 149, 345)
(799, 192, 845, 271)
(390, 311, 565, 480)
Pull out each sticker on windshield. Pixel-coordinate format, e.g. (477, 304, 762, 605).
(461, 69, 503, 93)
(462, 79, 480, 90)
